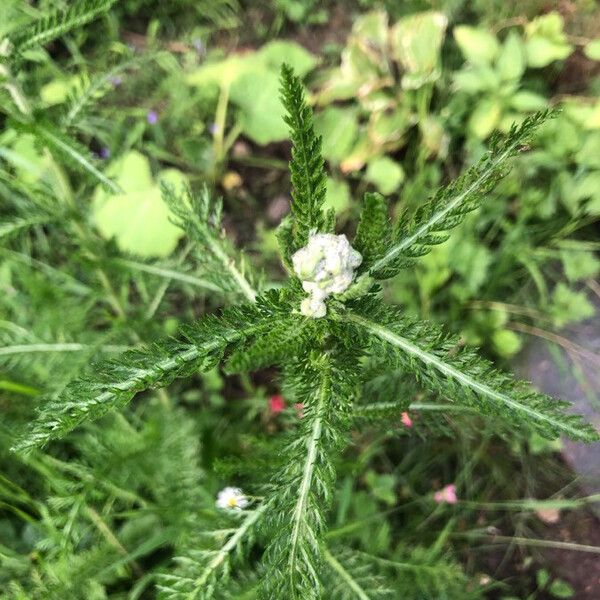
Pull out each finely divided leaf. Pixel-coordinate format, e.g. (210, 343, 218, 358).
(344, 305, 599, 442)
(163, 184, 258, 301)
(279, 64, 328, 251)
(369, 111, 551, 279)
(262, 348, 360, 599)
(8, 0, 117, 57)
(353, 192, 392, 270)
(158, 505, 266, 600)
(12, 294, 287, 453)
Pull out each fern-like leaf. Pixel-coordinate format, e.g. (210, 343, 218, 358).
(7, 0, 117, 57)
(224, 314, 308, 374)
(279, 64, 328, 251)
(353, 192, 392, 271)
(63, 55, 150, 129)
(158, 505, 266, 600)
(324, 547, 394, 599)
(12, 293, 287, 453)
(262, 348, 359, 599)
(162, 184, 258, 301)
(342, 304, 599, 442)
(366, 112, 550, 280)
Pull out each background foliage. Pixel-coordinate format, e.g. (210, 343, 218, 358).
(1, 0, 599, 598)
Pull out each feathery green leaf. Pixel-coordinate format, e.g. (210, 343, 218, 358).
(162, 184, 258, 301)
(12, 293, 287, 453)
(353, 192, 392, 271)
(366, 111, 551, 280)
(158, 505, 266, 600)
(343, 305, 599, 442)
(262, 347, 360, 599)
(7, 0, 117, 57)
(279, 64, 328, 251)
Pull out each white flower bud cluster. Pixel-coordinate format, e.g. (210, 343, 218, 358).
(292, 233, 362, 318)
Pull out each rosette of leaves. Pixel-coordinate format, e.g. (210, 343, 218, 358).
(12, 64, 598, 600)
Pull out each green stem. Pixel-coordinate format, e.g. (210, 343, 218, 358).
(455, 532, 600, 554)
(323, 548, 371, 600)
(288, 381, 326, 573)
(213, 84, 230, 167)
(204, 232, 257, 302)
(0, 343, 130, 357)
(190, 504, 266, 597)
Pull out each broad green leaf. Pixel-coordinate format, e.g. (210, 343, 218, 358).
(186, 53, 263, 89)
(92, 151, 186, 258)
(421, 115, 448, 157)
(314, 106, 358, 163)
(497, 31, 525, 81)
(352, 10, 389, 52)
(525, 12, 573, 67)
(537, 569, 550, 588)
(584, 39, 600, 60)
(417, 243, 452, 297)
(315, 68, 362, 104)
(324, 177, 351, 213)
(40, 78, 75, 106)
(469, 98, 502, 138)
(257, 40, 317, 77)
(510, 91, 547, 112)
(453, 66, 499, 93)
(550, 283, 594, 328)
(548, 579, 575, 598)
(576, 132, 600, 168)
(344, 41, 384, 80)
(560, 250, 600, 281)
(368, 107, 411, 148)
(558, 171, 600, 214)
(492, 329, 522, 358)
(365, 470, 396, 506)
(365, 156, 405, 195)
(391, 11, 448, 89)
(576, 101, 600, 130)
(4, 133, 65, 195)
(448, 236, 492, 295)
(454, 25, 500, 65)
(231, 68, 287, 144)
(340, 135, 378, 173)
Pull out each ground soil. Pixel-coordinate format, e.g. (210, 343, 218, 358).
(540, 509, 600, 599)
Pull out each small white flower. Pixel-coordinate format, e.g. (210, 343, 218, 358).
(292, 233, 362, 318)
(216, 487, 249, 511)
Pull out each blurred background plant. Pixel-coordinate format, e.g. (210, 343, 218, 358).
(1, 0, 599, 598)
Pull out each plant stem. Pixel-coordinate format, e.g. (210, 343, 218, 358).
(288, 382, 326, 572)
(323, 548, 371, 600)
(213, 84, 230, 167)
(190, 504, 266, 597)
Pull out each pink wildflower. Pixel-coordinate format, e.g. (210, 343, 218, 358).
(294, 403, 304, 419)
(434, 484, 457, 504)
(269, 394, 285, 414)
(401, 412, 413, 428)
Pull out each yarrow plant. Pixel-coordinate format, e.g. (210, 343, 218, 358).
(11, 62, 599, 599)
